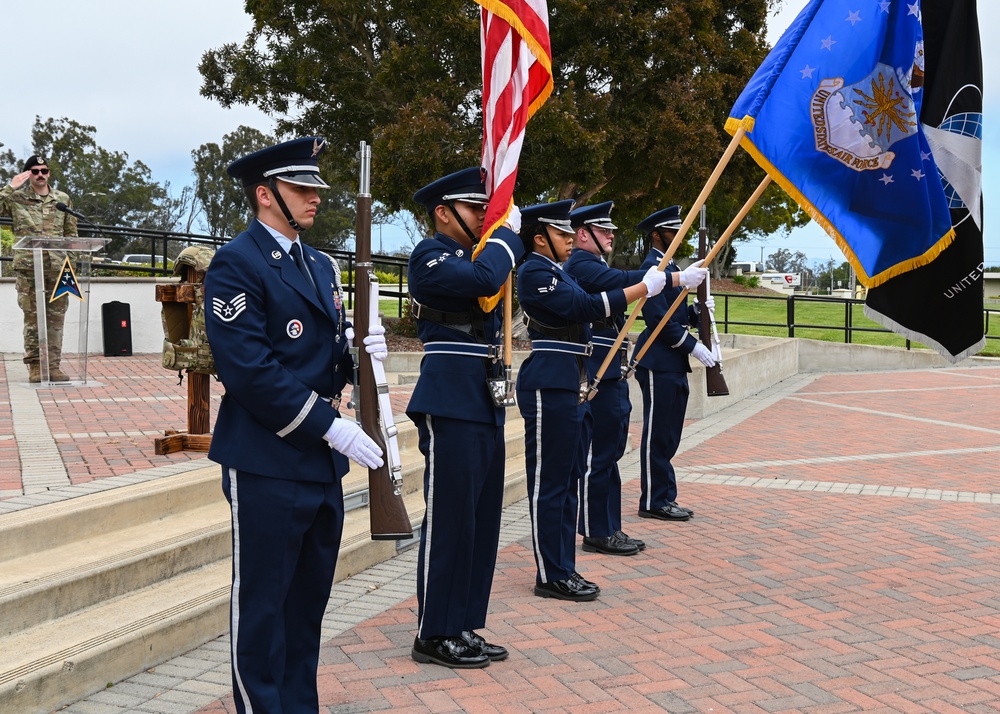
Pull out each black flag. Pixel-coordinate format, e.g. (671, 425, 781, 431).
(864, 0, 984, 362)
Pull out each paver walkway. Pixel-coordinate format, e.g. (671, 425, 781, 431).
(5, 355, 999, 713)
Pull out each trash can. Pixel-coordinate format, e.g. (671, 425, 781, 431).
(102, 301, 133, 356)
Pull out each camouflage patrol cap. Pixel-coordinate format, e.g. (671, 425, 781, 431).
(173, 245, 215, 276)
(23, 155, 47, 171)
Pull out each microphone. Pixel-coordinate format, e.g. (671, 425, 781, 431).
(55, 202, 90, 222)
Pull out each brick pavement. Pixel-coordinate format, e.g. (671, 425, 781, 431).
(11, 355, 1000, 713)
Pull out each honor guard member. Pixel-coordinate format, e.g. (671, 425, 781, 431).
(205, 137, 387, 714)
(631, 206, 713, 523)
(515, 200, 666, 602)
(407, 168, 524, 669)
(563, 201, 647, 556)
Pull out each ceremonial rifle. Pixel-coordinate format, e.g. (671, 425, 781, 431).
(697, 206, 729, 397)
(354, 141, 413, 540)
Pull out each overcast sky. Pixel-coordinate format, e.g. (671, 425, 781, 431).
(1, 0, 994, 264)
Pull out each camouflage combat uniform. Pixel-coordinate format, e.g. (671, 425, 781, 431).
(0, 182, 78, 367)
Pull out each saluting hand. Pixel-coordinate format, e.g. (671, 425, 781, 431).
(10, 170, 31, 189)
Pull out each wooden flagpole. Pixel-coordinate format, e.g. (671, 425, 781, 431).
(628, 175, 773, 368)
(585, 125, 747, 397)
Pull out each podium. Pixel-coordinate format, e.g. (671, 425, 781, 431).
(13, 235, 109, 385)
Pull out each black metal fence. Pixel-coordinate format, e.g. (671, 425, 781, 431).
(5, 217, 996, 348)
(0, 217, 411, 313)
(711, 292, 1000, 348)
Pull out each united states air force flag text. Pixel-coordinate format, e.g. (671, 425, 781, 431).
(727, 0, 984, 361)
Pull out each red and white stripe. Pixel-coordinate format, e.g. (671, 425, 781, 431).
(474, 0, 553, 243)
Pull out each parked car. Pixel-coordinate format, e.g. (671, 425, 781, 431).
(120, 254, 173, 268)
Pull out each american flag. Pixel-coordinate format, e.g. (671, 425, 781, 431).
(472, 0, 553, 310)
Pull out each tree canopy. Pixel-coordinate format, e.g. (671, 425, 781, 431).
(191, 126, 360, 249)
(200, 0, 807, 258)
(0, 117, 186, 256)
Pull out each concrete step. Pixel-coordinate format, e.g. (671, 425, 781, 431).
(0, 560, 230, 714)
(0, 408, 530, 714)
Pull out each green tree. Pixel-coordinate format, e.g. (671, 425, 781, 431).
(0, 117, 185, 256)
(191, 126, 274, 239)
(814, 258, 851, 294)
(199, 0, 805, 254)
(190, 125, 357, 248)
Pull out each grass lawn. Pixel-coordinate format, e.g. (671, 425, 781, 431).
(373, 291, 1000, 358)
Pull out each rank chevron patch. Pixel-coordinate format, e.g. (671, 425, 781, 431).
(212, 293, 247, 322)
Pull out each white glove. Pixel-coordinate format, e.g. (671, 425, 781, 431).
(363, 324, 388, 361)
(504, 204, 521, 234)
(678, 259, 708, 289)
(691, 342, 717, 367)
(325, 418, 384, 469)
(344, 326, 355, 347)
(703, 296, 715, 311)
(641, 266, 667, 297)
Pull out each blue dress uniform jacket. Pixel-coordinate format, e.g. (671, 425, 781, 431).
(406, 226, 523, 640)
(206, 219, 353, 480)
(562, 248, 645, 539)
(562, 249, 645, 382)
(516, 252, 628, 584)
(630, 248, 698, 513)
(631, 248, 698, 373)
(205, 218, 353, 714)
(407, 230, 521, 426)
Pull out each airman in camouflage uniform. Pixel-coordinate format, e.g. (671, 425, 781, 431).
(0, 155, 77, 382)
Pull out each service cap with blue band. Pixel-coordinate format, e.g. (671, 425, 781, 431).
(570, 201, 617, 230)
(412, 167, 489, 211)
(519, 200, 576, 235)
(637, 205, 683, 234)
(227, 137, 330, 188)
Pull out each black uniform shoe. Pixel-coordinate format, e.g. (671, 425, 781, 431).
(615, 530, 646, 551)
(462, 630, 508, 661)
(534, 578, 600, 602)
(570, 572, 600, 592)
(637, 504, 692, 521)
(670, 501, 695, 516)
(582, 534, 640, 556)
(412, 636, 490, 668)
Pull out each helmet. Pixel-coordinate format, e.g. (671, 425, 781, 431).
(173, 245, 215, 276)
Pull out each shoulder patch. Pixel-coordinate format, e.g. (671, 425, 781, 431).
(212, 293, 247, 322)
(537, 276, 558, 294)
(425, 253, 450, 269)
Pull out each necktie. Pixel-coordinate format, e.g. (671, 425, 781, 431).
(290, 241, 318, 295)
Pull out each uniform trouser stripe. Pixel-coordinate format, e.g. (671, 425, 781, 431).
(579, 381, 628, 538)
(580, 440, 594, 536)
(642, 372, 655, 512)
(228, 468, 254, 714)
(638, 368, 688, 509)
(417, 416, 436, 637)
(530, 391, 547, 582)
(415, 415, 505, 638)
(520, 388, 583, 584)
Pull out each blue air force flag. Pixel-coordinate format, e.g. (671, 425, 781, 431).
(864, 0, 984, 362)
(49, 256, 84, 302)
(726, 0, 954, 288)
